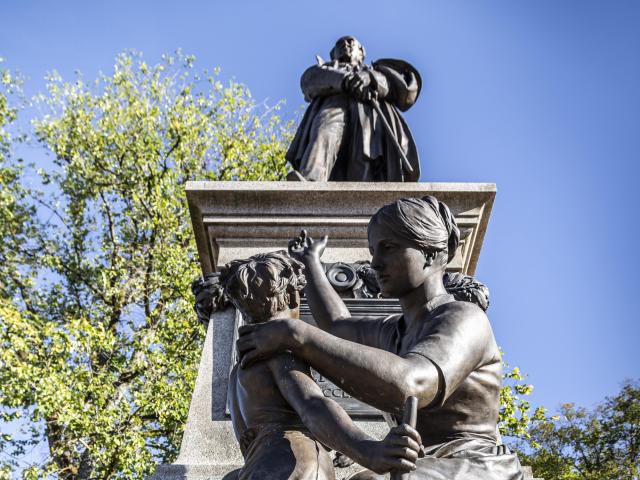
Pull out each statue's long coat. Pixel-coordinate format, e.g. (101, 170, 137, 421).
(286, 59, 422, 182)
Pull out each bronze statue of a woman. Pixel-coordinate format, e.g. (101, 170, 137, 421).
(237, 197, 525, 479)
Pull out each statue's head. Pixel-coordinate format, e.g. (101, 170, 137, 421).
(330, 36, 366, 66)
(220, 251, 306, 324)
(367, 196, 460, 298)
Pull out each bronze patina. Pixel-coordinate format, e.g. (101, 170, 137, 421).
(237, 198, 526, 479)
(220, 251, 421, 479)
(286, 36, 421, 182)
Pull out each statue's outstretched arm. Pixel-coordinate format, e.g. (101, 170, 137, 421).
(289, 231, 372, 343)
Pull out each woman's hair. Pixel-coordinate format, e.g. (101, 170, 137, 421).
(219, 251, 306, 322)
(368, 196, 460, 264)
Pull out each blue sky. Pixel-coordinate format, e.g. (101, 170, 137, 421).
(2, 0, 639, 423)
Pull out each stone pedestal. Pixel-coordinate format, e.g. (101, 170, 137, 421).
(152, 181, 498, 479)
(186, 181, 496, 276)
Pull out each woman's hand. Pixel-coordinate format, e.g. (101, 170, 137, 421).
(288, 229, 328, 263)
(236, 318, 304, 368)
(357, 424, 423, 474)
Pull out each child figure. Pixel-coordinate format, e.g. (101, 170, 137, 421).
(221, 251, 421, 480)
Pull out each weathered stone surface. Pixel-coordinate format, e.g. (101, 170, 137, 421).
(186, 181, 496, 275)
(150, 463, 240, 480)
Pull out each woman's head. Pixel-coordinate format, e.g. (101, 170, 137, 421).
(367, 196, 460, 297)
(219, 251, 306, 324)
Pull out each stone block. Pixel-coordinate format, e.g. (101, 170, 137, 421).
(186, 181, 496, 275)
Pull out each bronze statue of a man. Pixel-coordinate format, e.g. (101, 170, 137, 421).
(220, 251, 422, 480)
(287, 36, 421, 182)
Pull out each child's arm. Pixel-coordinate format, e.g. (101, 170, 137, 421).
(267, 353, 421, 475)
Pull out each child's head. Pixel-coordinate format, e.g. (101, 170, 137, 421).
(219, 251, 306, 324)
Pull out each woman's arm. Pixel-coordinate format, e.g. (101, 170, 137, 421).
(290, 232, 351, 329)
(290, 231, 375, 344)
(239, 320, 441, 415)
(268, 354, 420, 474)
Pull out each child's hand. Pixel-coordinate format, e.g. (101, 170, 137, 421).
(237, 318, 302, 368)
(288, 229, 328, 262)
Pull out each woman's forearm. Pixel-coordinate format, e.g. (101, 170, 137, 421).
(302, 254, 351, 330)
(292, 322, 438, 414)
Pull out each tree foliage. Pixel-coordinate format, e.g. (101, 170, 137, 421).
(516, 380, 640, 480)
(0, 51, 292, 479)
(499, 357, 546, 441)
(0, 51, 541, 479)
(0, 60, 41, 479)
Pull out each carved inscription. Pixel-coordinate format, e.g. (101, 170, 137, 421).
(311, 370, 353, 399)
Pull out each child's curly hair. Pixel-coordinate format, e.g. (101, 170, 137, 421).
(219, 251, 306, 322)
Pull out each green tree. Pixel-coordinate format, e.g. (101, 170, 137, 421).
(0, 60, 45, 479)
(0, 51, 292, 479)
(0, 50, 540, 479)
(500, 357, 546, 441)
(516, 380, 640, 480)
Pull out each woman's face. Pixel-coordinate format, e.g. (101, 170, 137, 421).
(368, 220, 429, 298)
